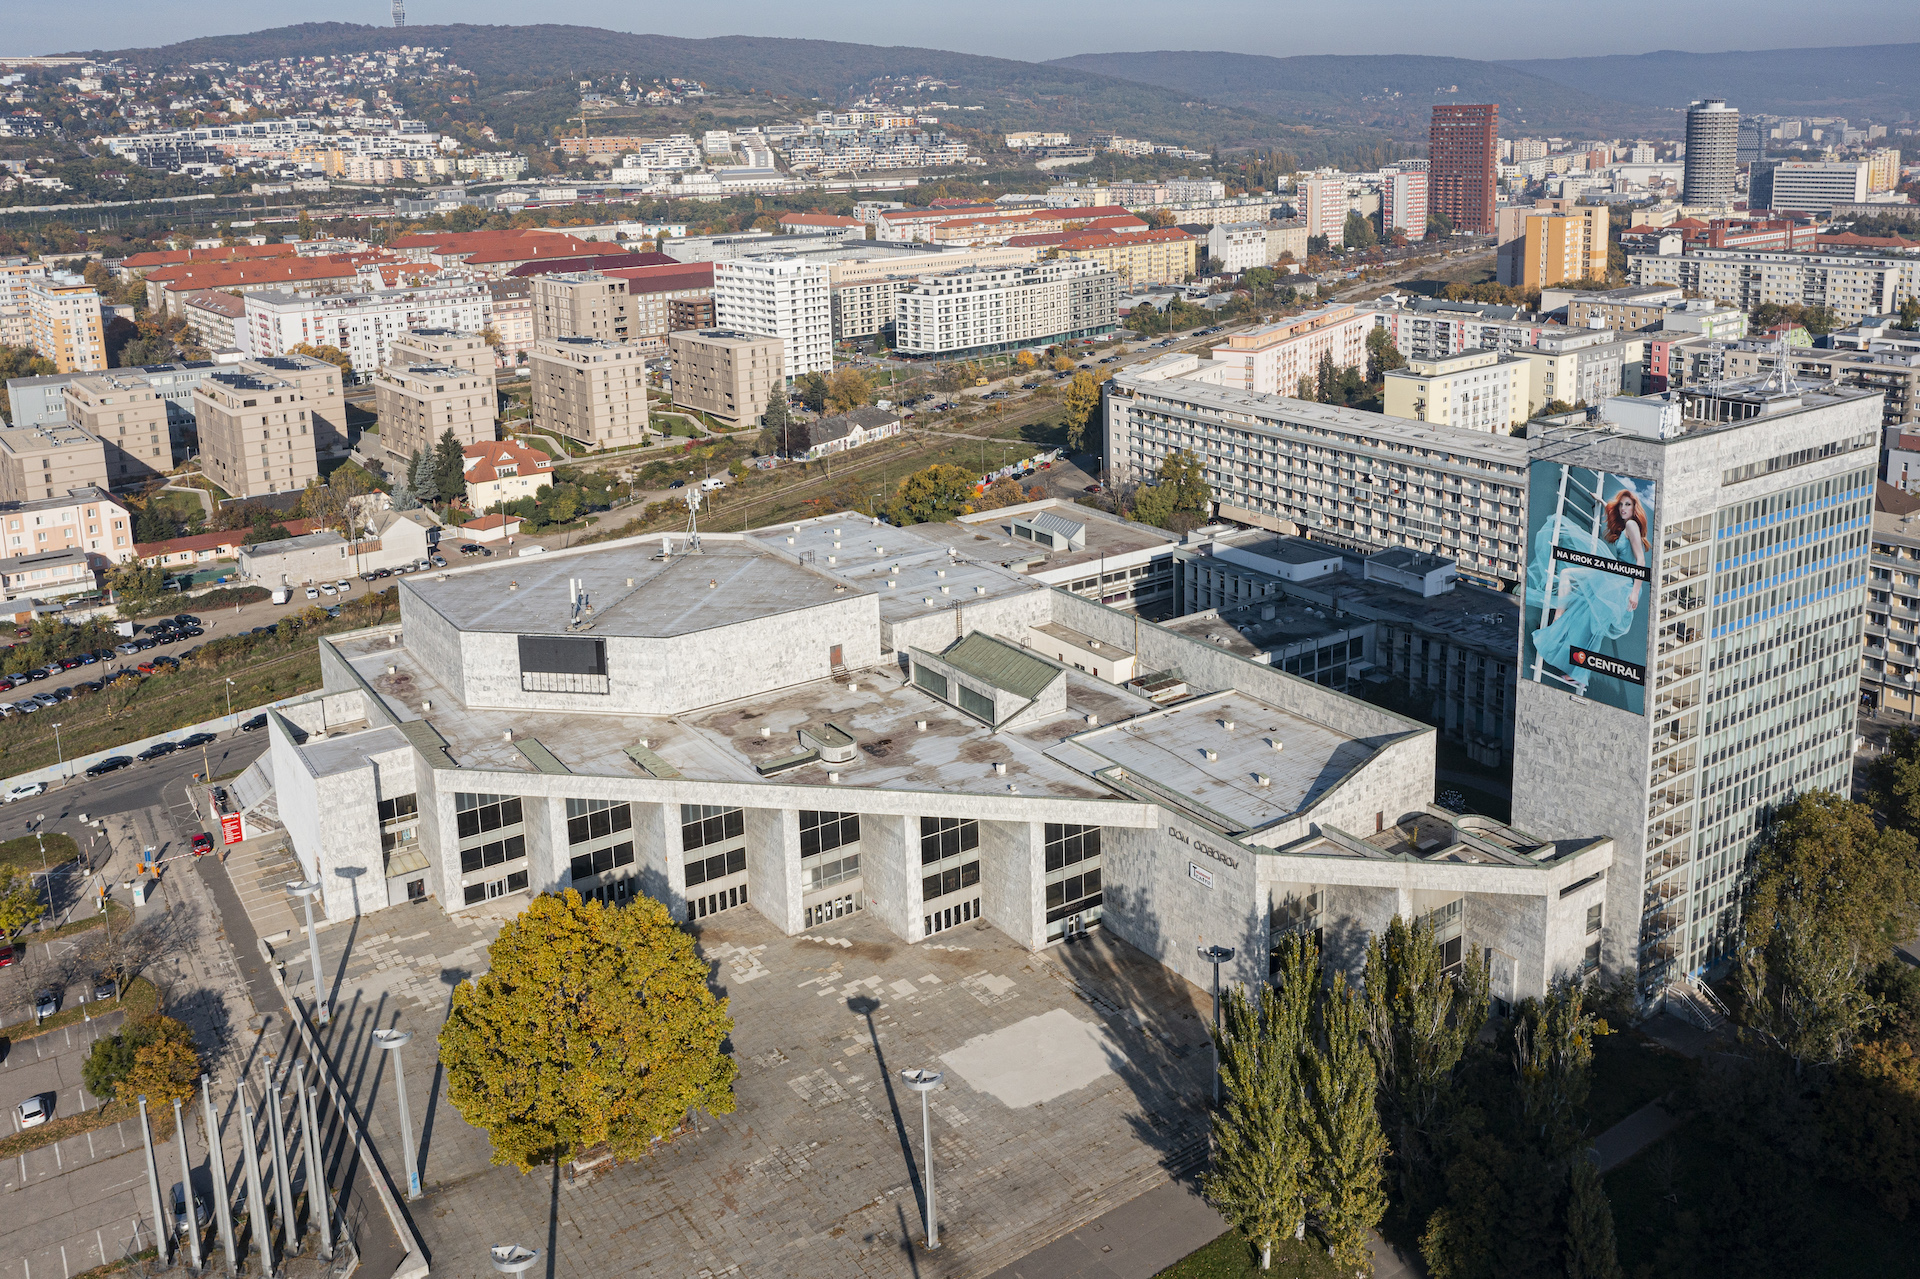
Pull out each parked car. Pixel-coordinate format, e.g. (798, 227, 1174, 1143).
(93, 979, 117, 1001)
(190, 833, 214, 856)
(429, 555, 447, 568)
(0, 944, 15, 967)
(136, 742, 179, 761)
(175, 614, 199, 626)
(335, 579, 351, 592)
(178, 731, 216, 748)
(12, 700, 36, 715)
(3, 781, 44, 803)
(137, 663, 158, 675)
(172, 1183, 209, 1236)
(304, 587, 320, 600)
(668, 479, 685, 489)
(16, 1095, 48, 1128)
(319, 583, 336, 595)
(33, 991, 57, 1020)
(240, 714, 268, 732)
(77, 652, 98, 665)
(210, 787, 228, 808)
(85, 755, 133, 776)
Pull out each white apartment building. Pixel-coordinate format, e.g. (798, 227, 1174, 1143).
(1107, 353, 1530, 589)
(1365, 295, 1566, 362)
(1205, 304, 1374, 397)
(1627, 248, 1911, 326)
(242, 280, 492, 376)
(892, 260, 1119, 358)
(1381, 170, 1429, 241)
(1383, 349, 1531, 432)
(1757, 161, 1870, 216)
(0, 259, 47, 348)
(1206, 223, 1268, 275)
(712, 258, 831, 379)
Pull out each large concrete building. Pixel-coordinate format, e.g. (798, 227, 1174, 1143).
(1753, 160, 1868, 216)
(532, 273, 636, 347)
(712, 258, 832, 378)
(0, 487, 135, 568)
(893, 260, 1118, 358)
(1106, 353, 1530, 589)
(1429, 105, 1499, 235)
(60, 372, 179, 490)
(529, 336, 650, 452)
(25, 272, 106, 374)
(241, 280, 492, 377)
(192, 356, 340, 499)
(257, 509, 1613, 1004)
(1500, 207, 1608, 291)
(1511, 378, 1878, 997)
(1627, 247, 1911, 326)
(1383, 349, 1532, 432)
(1206, 305, 1374, 397)
(387, 329, 493, 376)
(1682, 99, 1740, 207)
(0, 422, 110, 503)
(668, 329, 785, 426)
(372, 360, 499, 466)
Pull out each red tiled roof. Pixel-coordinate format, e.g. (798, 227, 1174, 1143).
(389, 229, 600, 251)
(877, 203, 997, 222)
(462, 440, 553, 485)
(177, 289, 247, 317)
(152, 259, 362, 292)
(1007, 226, 1197, 250)
(460, 512, 521, 532)
(134, 517, 319, 561)
(122, 245, 301, 269)
(601, 261, 714, 294)
(506, 251, 678, 278)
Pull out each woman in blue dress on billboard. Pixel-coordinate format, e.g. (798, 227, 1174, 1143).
(1527, 485, 1649, 695)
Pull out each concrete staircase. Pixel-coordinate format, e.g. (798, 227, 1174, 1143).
(1664, 974, 1730, 1032)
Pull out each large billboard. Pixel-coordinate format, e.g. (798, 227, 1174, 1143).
(1522, 462, 1655, 716)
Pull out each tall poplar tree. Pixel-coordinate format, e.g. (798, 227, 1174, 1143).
(1308, 970, 1390, 1274)
(1203, 954, 1313, 1270)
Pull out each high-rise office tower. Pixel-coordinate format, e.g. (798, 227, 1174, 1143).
(1429, 105, 1499, 235)
(1511, 376, 1880, 1005)
(1736, 118, 1765, 166)
(1683, 99, 1740, 206)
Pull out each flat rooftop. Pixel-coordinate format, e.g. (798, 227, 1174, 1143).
(744, 517, 1044, 627)
(936, 504, 1181, 576)
(327, 629, 1156, 800)
(1067, 689, 1384, 836)
(400, 537, 857, 640)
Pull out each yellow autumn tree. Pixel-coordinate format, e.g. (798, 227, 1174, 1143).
(825, 367, 871, 415)
(117, 1015, 203, 1114)
(439, 891, 737, 1172)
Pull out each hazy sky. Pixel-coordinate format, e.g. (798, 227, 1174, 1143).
(21, 0, 1920, 61)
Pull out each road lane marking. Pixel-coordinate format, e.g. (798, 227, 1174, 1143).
(51, 1143, 59, 1169)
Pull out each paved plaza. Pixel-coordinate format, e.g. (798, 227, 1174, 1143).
(272, 900, 1218, 1279)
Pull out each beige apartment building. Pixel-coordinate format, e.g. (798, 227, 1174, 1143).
(668, 329, 785, 426)
(62, 372, 178, 489)
(533, 273, 633, 345)
(373, 361, 500, 464)
(0, 486, 135, 565)
(388, 328, 495, 377)
(26, 272, 106, 373)
(0, 423, 110, 503)
(529, 337, 650, 451)
(192, 362, 327, 499)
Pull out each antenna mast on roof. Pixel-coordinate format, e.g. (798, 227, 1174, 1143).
(683, 486, 703, 554)
(1763, 330, 1796, 395)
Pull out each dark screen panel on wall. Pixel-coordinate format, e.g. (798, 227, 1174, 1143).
(518, 635, 610, 694)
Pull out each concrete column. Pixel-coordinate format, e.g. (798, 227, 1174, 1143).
(980, 819, 1046, 950)
(632, 801, 685, 918)
(523, 795, 565, 895)
(743, 806, 803, 935)
(859, 813, 919, 943)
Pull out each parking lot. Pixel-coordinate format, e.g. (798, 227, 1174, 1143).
(0, 1001, 165, 1279)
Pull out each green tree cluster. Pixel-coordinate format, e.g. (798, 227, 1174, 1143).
(885, 463, 979, 525)
(82, 1014, 202, 1111)
(1130, 449, 1211, 533)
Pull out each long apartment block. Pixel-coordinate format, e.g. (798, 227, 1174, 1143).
(1106, 354, 1530, 589)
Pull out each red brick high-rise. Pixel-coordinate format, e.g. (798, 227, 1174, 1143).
(1429, 104, 1499, 235)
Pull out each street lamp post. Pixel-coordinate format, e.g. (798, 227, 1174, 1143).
(371, 1027, 421, 1198)
(225, 678, 236, 731)
(899, 1068, 943, 1251)
(1198, 945, 1236, 1104)
(137, 1095, 171, 1267)
(52, 722, 64, 779)
(173, 1096, 202, 1269)
(286, 880, 328, 1025)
